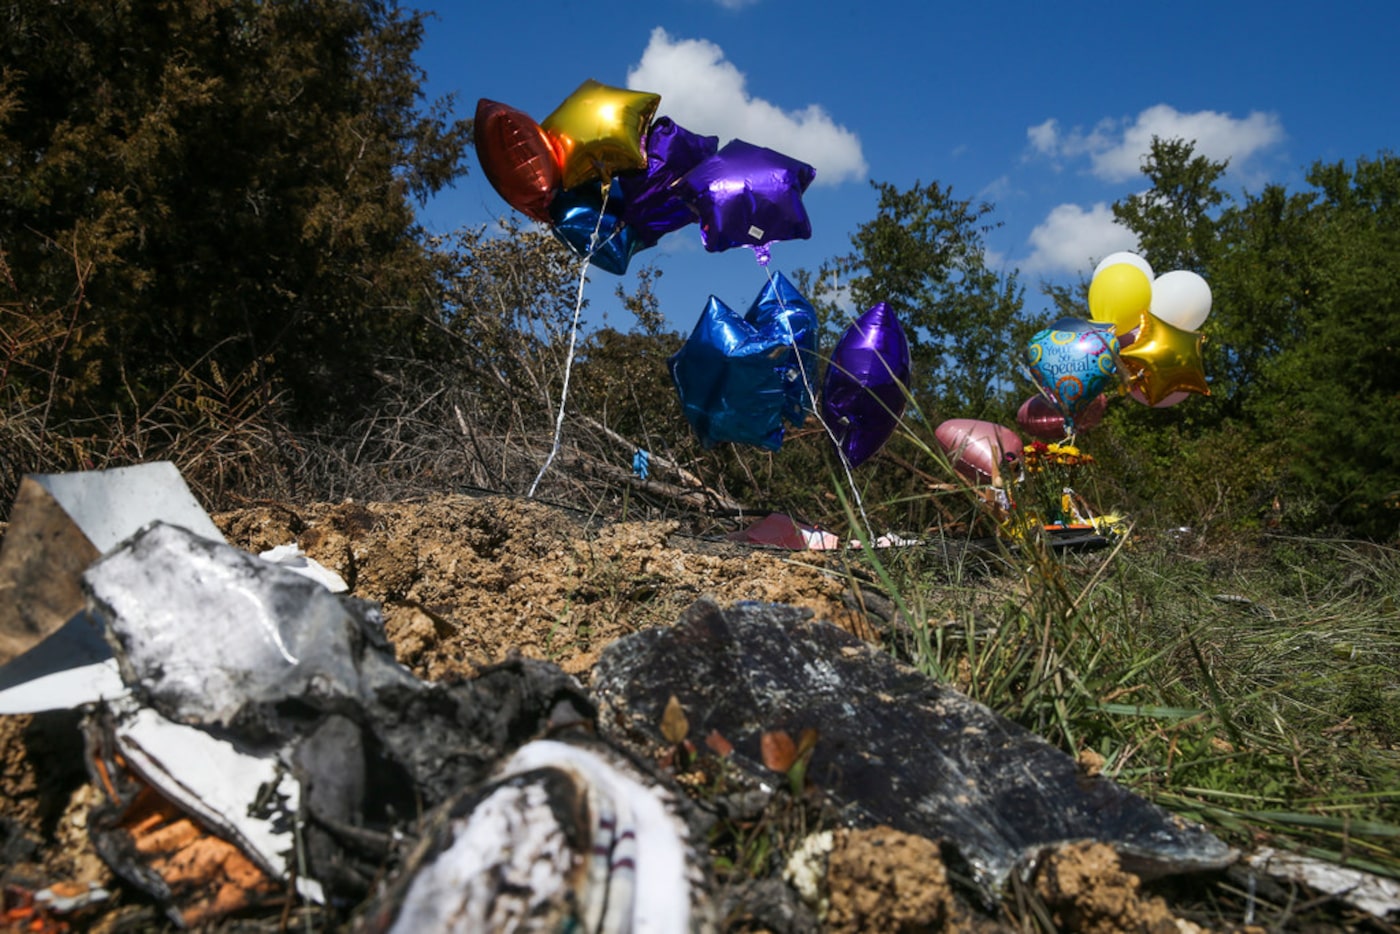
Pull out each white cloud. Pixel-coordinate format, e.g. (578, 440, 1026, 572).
(1022, 202, 1139, 275)
(627, 28, 867, 187)
(1027, 119, 1059, 155)
(1028, 104, 1284, 182)
(978, 174, 1015, 201)
(711, 0, 760, 8)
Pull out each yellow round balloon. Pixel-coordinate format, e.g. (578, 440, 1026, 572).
(1088, 263, 1152, 336)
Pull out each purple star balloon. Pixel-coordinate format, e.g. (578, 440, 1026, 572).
(676, 139, 816, 254)
(821, 302, 911, 466)
(617, 116, 718, 247)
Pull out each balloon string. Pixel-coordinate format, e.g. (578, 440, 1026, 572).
(527, 182, 611, 498)
(760, 265, 874, 540)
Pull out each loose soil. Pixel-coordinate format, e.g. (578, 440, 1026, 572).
(0, 493, 1212, 931)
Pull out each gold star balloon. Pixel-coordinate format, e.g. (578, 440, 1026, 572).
(1117, 311, 1210, 406)
(541, 79, 661, 190)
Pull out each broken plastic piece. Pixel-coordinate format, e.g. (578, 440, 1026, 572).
(85, 710, 287, 928)
(87, 698, 318, 900)
(0, 613, 125, 714)
(0, 462, 227, 707)
(260, 543, 348, 592)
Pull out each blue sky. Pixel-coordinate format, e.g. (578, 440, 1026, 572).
(413, 0, 1398, 334)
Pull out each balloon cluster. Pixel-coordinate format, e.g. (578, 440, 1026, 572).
(936, 252, 1214, 492)
(1016, 251, 1213, 440)
(474, 80, 817, 274)
(1087, 252, 1212, 408)
(670, 280, 912, 464)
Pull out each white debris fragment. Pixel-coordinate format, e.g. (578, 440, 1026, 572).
(32, 461, 226, 552)
(107, 699, 322, 902)
(386, 739, 707, 934)
(0, 613, 126, 714)
(1249, 846, 1400, 918)
(259, 543, 348, 592)
(783, 830, 835, 917)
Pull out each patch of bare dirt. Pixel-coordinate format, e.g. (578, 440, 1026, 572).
(215, 494, 875, 680)
(1033, 841, 1194, 934)
(824, 827, 967, 933)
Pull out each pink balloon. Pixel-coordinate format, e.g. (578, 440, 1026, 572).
(935, 419, 1023, 483)
(1017, 393, 1107, 440)
(1128, 386, 1190, 408)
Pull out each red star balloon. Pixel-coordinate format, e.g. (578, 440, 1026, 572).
(540, 79, 661, 190)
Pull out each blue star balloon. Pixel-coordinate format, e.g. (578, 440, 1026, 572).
(547, 181, 645, 275)
(669, 272, 818, 450)
(744, 272, 818, 424)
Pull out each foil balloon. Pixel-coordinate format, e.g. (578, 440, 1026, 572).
(1117, 311, 1210, 406)
(1017, 392, 1106, 441)
(677, 140, 816, 256)
(1128, 386, 1191, 408)
(547, 182, 643, 275)
(540, 79, 661, 190)
(618, 116, 718, 247)
(669, 273, 817, 450)
(820, 302, 911, 467)
(935, 419, 1023, 484)
(744, 272, 819, 426)
(473, 99, 560, 223)
(1024, 318, 1120, 432)
(1088, 261, 1152, 336)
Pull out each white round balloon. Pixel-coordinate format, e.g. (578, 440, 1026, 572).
(1092, 251, 1153, 283)
(1149, 270, 1212, 331)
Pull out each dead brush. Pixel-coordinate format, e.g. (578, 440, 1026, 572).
(0, 330, 296, 521)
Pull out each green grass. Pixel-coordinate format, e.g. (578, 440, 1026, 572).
(861, 519, 1400, 885)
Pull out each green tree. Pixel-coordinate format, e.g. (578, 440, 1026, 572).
(832, 180, 1030, 420)
(1208, 183, 1321, 412)
(1264, 154, 1400, 537)
(1112, 137, 1229, 275)
(0, 0, 469, 424)
(1102, 139, 1400, 539)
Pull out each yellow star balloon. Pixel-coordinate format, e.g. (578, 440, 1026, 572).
(541, 79, 661, 190)
(1117, 311, 1210, 405)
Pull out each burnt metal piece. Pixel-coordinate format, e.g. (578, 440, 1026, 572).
(592, 599, 1235, 899)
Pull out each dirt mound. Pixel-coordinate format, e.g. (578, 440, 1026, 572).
(216, 494, 874, 681)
